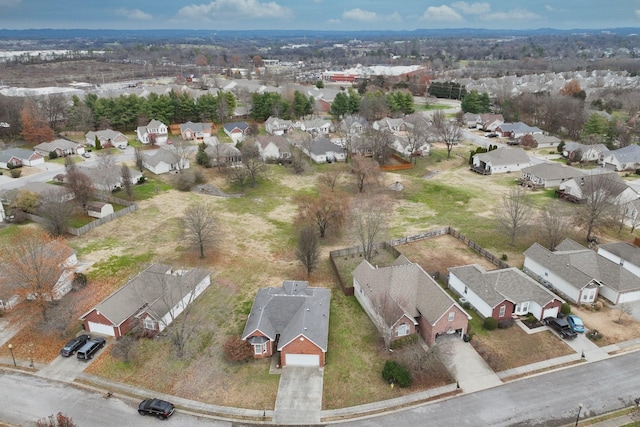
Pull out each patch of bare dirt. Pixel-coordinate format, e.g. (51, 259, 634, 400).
(572, 304, 640, 346)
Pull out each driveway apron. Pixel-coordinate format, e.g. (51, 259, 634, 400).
(440, 337, 503, 393)
(273, 366, 324, 425)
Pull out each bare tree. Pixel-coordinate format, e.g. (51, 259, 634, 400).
(183, 201, 219, 259)
(120, 164, 133, 198)
(580, 174, 628, 242)
(38, 190, 74, 236)
(167, 140, 192, 173)
(351, 195, 390, 261)
(65, 170, 94, 208)
(404, 114, 431, 164)
(0, 229, 73, 322)
(430, 110, 462, 158)
(318, 165, 347, 192)
(617, 303, 633, 323)
(134, 147, 144, 172)
(295, 188, 347, 238)
(296, 227, 320, 278)
(226, 164, 251, 190)
(541, 200, 573, 250)
(495, 186, 533, 246)
(240, 142, 267, 188)
(364, 127, 394, 165)
(351, 154, 381, 193)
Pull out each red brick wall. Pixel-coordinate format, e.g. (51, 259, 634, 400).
(391, 315, 417, 342)
(246, 332, 273, 359)
(281, 334, 325, 367)
(417, 306, 469, 345)
(82, 310, 116, 337)
(491, 301, 515, 321)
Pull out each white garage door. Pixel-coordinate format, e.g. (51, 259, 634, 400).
(87, 321, 115, 337)
(542, 307, 559, 319)
(285, 354, 319, 367)
(618, 291, 640, 304)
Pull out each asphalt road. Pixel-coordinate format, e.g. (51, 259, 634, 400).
(0, 371, 231, 426)
(343, 350, 640, 427)
(3, 350, 640, 426)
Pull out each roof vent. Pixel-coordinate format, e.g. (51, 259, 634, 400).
(306, 308, 310, 311)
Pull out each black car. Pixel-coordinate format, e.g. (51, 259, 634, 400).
(138, 398, 175, 419)
(76, 337, 106, 360)
(60, 334, 90, 357)
(544, 317, 578, 339)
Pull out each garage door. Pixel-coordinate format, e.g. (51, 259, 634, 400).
(87, 321, 115, 337)
(542, 307, 559, 319)
(285, 354, 319, 367)
(618, 291, 640, 304)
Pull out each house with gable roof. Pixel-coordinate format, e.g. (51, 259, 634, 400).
(34, 139, 85, 157)
(562, 142, 609, 163)
(180, 121, 212, 141)
(141, 147, 190, 174)
(601, 144, 640, 171)
(137, 119, 169, 144)
(303, 136, 345, 163)
(241, 280, 330, 367)
(204, 143, 242, 166)
(479, 113, 504, 132)
(264, 116, 294, 136)
(255, 135, 291, 162)
(448, 265, 564, 321)
(373, 117, 406, 133)
(223, 121, 251, 143)
(556, 172, 637, 204)
(85, 129, 128, 149)
(520, 163, 585, 189)
(299, 118, 332, 134)
(0, 148, 45, 169)
(495, 122, 543, 139)
(80, 264, 211, 338)
(471, 147, 532, 175)
(353, 255, 470, 346)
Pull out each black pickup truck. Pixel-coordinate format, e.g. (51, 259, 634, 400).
(544, 317, 578, 339)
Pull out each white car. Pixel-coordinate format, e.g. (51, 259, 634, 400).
(82, 153, 90, 158)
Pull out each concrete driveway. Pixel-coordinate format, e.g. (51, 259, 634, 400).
(273, 366, 324, 425)
(37, 341, 109, 382)
(438, 336, 502, 393)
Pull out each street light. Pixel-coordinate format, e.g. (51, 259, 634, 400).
(7, 343, 16, 367)
(575, 403, 583, 427)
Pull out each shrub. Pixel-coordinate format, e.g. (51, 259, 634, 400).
(560, 303, 571, 315)
(500, 254, 508, 261)
(223, 336, 253, 362)
(10, 168, 22, 178)
(172, 170, 197, 191)
(587, 329, 602, 341)
(498, 319, 514, 329)
(390, 334, 417, 350)
(483, 317, 498, 330)
(462, 302, 471, 309)
(382, 360, 412, 387)
(48, 151, 58, 160)
(72, 272, 88, 290)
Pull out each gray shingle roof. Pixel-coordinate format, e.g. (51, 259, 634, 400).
(521, 163, 584, 181)
(34, 139, 80, 152)
(599, 242, 640, 267)
(309, 137, 344, 156)
(448, 264, 562, 308)
(0, 148, 38, 162)
(142, 148, 179, 167)
(242, 281, 330, 352)
(474, 147, 530, 166)
(81, 264, 210, 326)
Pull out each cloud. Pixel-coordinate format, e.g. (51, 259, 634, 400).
(178, 0, 293, 20)
(116, 8, 153, 21)
(490, 9, 541, 21)
(389, 12, 403, 23)
(451, 2, 491, 15)
(342, 8, 379, 22)
(0, 0, 21, 6)
(636, 9, 640, 19)
(545, 5, 555, 12)
(423, 5, 463, 22)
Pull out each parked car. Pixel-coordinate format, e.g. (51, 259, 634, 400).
(82, 152, 91, 158)
(544, 317, 578, 339)
(138, 398, 175, 419)
(566, 315, 585, 333)
(60, 334, 90, 357)
(486, 133, 498, 138)
(76, 337, 106, 360)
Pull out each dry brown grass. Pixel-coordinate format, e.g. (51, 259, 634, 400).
(573, 304, 640, 346)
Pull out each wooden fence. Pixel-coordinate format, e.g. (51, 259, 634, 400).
(330, 226, 509, 295)
(380, 154, 413, 171)
(26, 194, 137, 237)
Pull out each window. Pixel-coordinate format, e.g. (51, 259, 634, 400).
(499, 305, 506, 317)
(253, 343, 267, 355)
(448, 312, 455, 322)
(581, 288, 596, 303)
(143, 318, 155, 330)
(464, 286, 468, 295)
(396, 323, 409, 337)
(514, 302, 530, 315)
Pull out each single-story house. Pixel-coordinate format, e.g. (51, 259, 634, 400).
(524, 239, 640, 305)
(303, 137, 346, 164)
(264, 117, 295, 136)
(556, 172, 637, 205)
(495, 122, 543, 139)
(142, 148, 190, 175)
(471, 147, 532, 175)
(77, 164, 143, 192)
(204, 143, 242, 166)
(241, 280, 330, 367)
(85, 129, 128, 149)
(86, 201, 114, 219)
(34, 139, 85, 157)
(80, 264, 211, 338)
(601, 144, 640, 171)
(0, 148, 45, 169)
(390, 135, 431, 158)
(299, 118, 332, 134)
(478, 113, 504, 132)
(255, 135, 291, 162)
(223, 122, 251, 143)
(598, 242, 640, 302)
(373, 117, 405, 133)
(15, 181, 75, 202)
(532, 134, 561, 149)
(520, 163, 585, 189)
(180, 122, 212, 141)
(462, 113, 480, 128)
(562, 142, 608, 163)
(353, 255, 471, 346)
(137, 119, 169, 144)
(339, 115, 367, 134)
(448, 264, 564, 321)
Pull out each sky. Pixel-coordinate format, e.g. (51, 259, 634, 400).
(1, 1, 640, 32)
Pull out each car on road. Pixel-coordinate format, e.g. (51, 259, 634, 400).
(486, 133, 498, 138)
(60, 334, 90, 357)
(566, 315, 585, 333)
(544, 317, 578, 339)
(82, 152, 91, 158)
(76, 337, 106, 360)
(138, 398, 175, 419)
